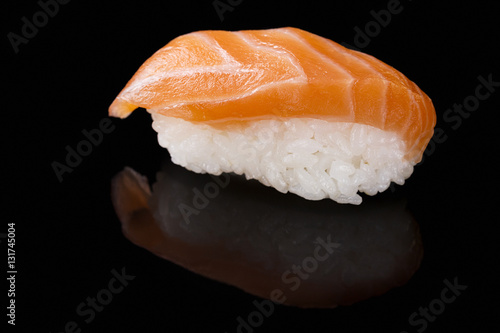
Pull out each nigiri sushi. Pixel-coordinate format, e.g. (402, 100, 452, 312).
(109, 27, 436, 204)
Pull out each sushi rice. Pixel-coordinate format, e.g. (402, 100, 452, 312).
(152, 114, 414, 204)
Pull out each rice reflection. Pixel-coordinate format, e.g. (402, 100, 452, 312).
(111, 161, 423, 308)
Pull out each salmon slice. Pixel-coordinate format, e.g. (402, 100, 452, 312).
(109, 27, 435, 164)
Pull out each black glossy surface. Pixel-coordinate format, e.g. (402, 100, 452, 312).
(5, 0, 498, 332)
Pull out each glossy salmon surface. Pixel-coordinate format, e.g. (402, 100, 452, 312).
(109, 27, 435, 163)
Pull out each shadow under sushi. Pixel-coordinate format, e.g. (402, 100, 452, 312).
(111, 160, 423, 308)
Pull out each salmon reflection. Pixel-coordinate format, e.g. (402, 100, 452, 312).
(111, 162, 423, 308)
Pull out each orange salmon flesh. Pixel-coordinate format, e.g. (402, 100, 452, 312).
(109, 27, 436, 163)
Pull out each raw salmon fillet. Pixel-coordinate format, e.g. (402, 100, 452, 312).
(109, 27, 435, 164)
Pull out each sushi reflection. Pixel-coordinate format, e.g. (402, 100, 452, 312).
(111, 161, 423, 308)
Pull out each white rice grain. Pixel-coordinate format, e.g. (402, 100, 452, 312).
(151, 114, 414, 204)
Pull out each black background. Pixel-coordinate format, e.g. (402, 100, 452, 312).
(4, 0, 499, 332)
